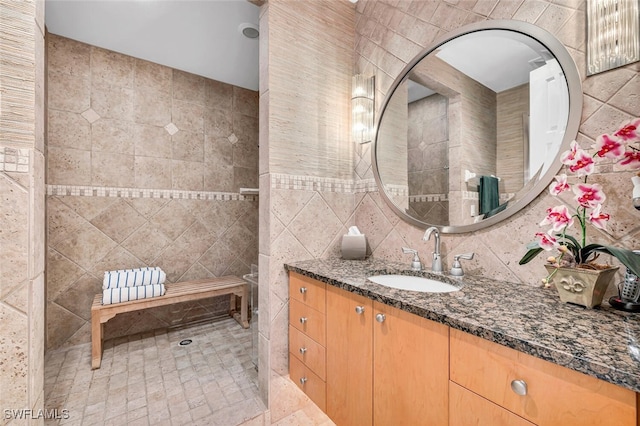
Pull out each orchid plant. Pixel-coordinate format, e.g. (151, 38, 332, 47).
(519, 118, 640, 286)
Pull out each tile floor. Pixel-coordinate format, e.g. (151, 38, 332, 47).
(44, 318, 333, 426)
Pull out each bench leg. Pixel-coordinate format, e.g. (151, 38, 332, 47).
(240, 284, 249, 329)
(91, 313, 102, 369)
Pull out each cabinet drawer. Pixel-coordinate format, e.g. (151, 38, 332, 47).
(450, 381, 534, 426)
(290, 354, 326, 412)
(450, 329, 636, 426)
(290, 298, 326, 346)
(289, 325, 326, 380)
(289, 272, 326, 314)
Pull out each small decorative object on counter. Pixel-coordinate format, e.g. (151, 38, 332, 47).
(341, 226, 367, 260)
(519, 118, 640, 308)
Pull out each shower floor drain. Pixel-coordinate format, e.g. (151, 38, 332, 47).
(179, 339, 193, 346)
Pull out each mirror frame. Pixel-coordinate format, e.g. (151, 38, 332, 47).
(372, 20, 583, 233)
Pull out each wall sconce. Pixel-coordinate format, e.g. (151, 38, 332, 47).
(587, 0, 640, 75)
(352, 74, 375, 144)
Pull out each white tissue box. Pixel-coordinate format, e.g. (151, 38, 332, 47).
(341, 234, 367, 260)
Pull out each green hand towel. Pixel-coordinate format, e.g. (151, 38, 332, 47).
(479, 175, 500, 215)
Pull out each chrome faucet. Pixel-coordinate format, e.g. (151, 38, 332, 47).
(423, 227, 443, 273)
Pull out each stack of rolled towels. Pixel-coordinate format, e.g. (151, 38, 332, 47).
(102, 267, 167, 305)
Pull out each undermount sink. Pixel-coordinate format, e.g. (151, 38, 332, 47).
(367, 274, 461, 293)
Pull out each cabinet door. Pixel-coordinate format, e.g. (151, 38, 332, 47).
(373, 301, 449, 426)
(450, 329, 637, 426)
(326, 285, 373, 426)
(450, 382, 535, 426)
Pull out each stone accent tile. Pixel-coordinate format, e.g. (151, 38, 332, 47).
(54, 274, 101, 321)
(81, 108, 101, 124)
(134, 123, 172, 158)
(91, 118, 134, 154)
(91, 46, 135, 88)
(91, 82, 135, 121)
(91, 151, 135, 187)
(172, 160, 204, 191)
(48, 71, 91, 113)
(205, 79, 233, 110)
(90, 199, 147, 243)
(48, 109, 91, 150)
(173, 99, 205, 133)
(173, 70, 206, 105)
(172, 130, 205, 162)
(47, 146, 92, 186)
(134, 59, 173, 94)
(164, 122, 179, 136)
(133, 87, 172, 127)
(134, 156, 173, 189)
(47, 34, 91, 78)
(121, 223, 172, 265)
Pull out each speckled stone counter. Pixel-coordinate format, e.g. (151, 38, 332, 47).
(285, 257, 640, 394)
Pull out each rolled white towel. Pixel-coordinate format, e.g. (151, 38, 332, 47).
(102, 284, 166, 305)
(103, 267, 166, 289)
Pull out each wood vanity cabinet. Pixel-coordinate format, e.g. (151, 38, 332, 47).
(288, 272, 327, 411)
(325, 284, 449, 426)
(450, 328, 637, 426)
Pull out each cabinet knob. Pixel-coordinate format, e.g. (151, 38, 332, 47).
(376, 313, 386, 323)
(299, 287, 307, 294)
(511, 379, 528, 396)
(299, 317, 308, 324)
(300, 377, 308, 385)
(355, 306, 365, 314)
(299, 347, 307, 355)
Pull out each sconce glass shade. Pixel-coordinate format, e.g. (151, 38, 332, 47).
(352, 74, 375, 144)
(587, 0, 640, 75)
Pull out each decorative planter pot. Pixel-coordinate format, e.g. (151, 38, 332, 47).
(544, 265, 619, 308)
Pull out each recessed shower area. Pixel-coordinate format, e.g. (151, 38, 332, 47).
(43, 2, 262, 421)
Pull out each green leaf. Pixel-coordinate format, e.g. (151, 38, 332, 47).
(580, 244, 640, 277)
(519, 246, 544, 265)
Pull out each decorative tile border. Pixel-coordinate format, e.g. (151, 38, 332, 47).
(271, 173, 378, 193)
(0, 147, 30, 173)
(409, 193, 448, 203)
(46, 185, 257, 201)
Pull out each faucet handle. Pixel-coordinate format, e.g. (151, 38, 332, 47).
(450, 253, 474, 276)
(401, 247, 422, 271)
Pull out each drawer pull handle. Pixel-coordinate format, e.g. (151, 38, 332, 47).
(511, 379, 528, 396)
(355, 306, 365, 314)
(299, 347, 307, 354)
(376, 313, 386, 323)
(300, 377, 308, 385)
(300, 317, 308, 324)
(300, 287, 307, 294)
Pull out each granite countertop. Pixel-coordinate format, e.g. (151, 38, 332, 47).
(285, 257, 640, 394)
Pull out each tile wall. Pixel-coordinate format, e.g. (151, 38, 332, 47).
(352, 0, 640, 284)
(260, 0, 639, 416)
(0, 0, 46, 420)
(46, 35, 259, 350)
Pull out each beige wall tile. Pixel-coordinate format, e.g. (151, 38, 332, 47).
(48, 109, 91, 150)
(91, 119, 135, 154)
(205, 79, 234, 110)
(172, 99, 205, 133)
(0, 303, 28, 408)
(134, 59, 172, 93)
(172, 159, 204, 190)
(133, 87, 172, 126)
(91, 82, 135, 121)
(133, 123, 172, 158)
(173, 70, 206, 105)
(91, 151, 135, 187)
(172, 130, 205, 162)
(91, 46, 135, 88)
(47, 34, 91, 78)
(47, 146, 92, 185)
(48, 71, 91, 113)
(135, 156, 173, 188)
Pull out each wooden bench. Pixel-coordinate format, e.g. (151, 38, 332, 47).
(91, 276, 249, 369)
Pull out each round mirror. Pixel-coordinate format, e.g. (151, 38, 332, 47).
(372, 20, 582, 233)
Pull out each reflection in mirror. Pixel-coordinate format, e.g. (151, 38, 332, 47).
(374, 21, 581, 233)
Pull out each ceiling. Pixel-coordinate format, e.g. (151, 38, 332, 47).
(45, 0, 260, 91)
